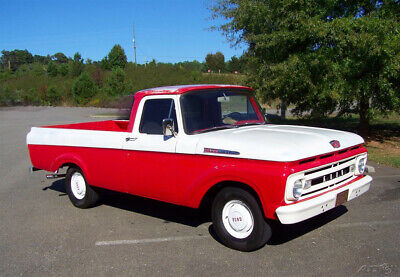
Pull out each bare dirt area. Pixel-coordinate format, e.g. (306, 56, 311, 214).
(0, 106, 399, 276)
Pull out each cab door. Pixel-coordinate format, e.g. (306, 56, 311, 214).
(123, 95, 180, 202)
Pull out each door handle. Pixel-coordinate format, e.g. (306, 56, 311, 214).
(125, 137, 137, 142)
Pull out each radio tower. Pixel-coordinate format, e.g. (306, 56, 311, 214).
(133, 22, 137, 65)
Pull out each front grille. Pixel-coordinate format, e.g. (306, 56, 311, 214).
(308, 164, 350, 186)
(296, 156, 358, 200)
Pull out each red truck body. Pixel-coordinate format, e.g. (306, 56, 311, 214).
(27, 85, 372, 251)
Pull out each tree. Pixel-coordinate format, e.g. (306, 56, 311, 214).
(91, 67, 103, 86)
(72, 72, 97, 104)
(71, 52, 84, 77)
(1, 49, 33, 71)
(205, 52, 225, 72)
(52, 52, 68, 64)
(104, 67, 132, 96)
(33, 54, 51, 64)
(107, 44, 127, 69)
(58, 63, 69, 76)
(176, 60, 203, 71)
(226, 55, 247, 73)
(211, 0, 400, 135)
(46, 62, 58, 77)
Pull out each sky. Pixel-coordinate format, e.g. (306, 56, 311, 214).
(0, 0, 246, 64)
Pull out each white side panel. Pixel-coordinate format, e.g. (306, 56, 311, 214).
(27, 127, 126, 149)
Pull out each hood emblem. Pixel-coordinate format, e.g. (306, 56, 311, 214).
(330, 140, 341, 148)
(204, 148, 240, 155)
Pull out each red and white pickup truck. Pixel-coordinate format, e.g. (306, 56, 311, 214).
(27, 84, 372, 251)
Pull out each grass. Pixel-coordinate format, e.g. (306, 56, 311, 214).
(267, 113, 400, 168)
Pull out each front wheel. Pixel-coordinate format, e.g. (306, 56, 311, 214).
(212, 187, 271, 251)
(65, 167, 100, 208)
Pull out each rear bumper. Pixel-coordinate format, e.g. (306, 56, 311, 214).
(275, 175, 372, 224)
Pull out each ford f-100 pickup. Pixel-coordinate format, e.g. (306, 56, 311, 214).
(27, 84, 372, 251)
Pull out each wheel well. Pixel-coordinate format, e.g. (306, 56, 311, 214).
(59, 163, 80, 172)
(199, 181, 265, 216)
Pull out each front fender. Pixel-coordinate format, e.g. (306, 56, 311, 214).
(185, 164, 265, 211)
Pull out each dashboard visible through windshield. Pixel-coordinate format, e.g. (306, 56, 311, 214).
(180, 89, 266, 134)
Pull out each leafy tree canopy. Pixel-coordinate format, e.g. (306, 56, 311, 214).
(206, 51, 225, 72)
(107, 44, 127, 69)
(212, 0, 400, 134)
(33, 54, 51, 64)
(52, 52, 69, 64)
(71, 52, 84, 77)
(1, 49, 33, 71)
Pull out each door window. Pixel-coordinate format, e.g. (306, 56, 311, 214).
(139, 99, 178, 134)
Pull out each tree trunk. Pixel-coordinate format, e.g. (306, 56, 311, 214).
(281, 100, 286, 120)
(358, 96, 370, 137)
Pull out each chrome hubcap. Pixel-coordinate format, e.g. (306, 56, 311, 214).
(70, 172, 86, 200)
(222, 200, 254, 239)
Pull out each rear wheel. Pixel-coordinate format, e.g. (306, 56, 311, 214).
(212, 187, 271, 251)
(65, 167, 100, 208)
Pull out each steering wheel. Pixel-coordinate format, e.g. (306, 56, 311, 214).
(223, 112, 242, 121)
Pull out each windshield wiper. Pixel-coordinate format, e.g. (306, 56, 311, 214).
(192, 125, 238, 134)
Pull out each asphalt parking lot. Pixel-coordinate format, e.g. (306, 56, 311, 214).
(0, 106, 399, 276)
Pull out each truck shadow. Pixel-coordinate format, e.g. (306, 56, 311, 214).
(44, 179, 348, 245)
(266, 205, 348, 245)
(44, 179, 209, 227)
(207, 206, 348, 246)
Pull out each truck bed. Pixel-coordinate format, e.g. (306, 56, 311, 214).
(43, 120, 129, 132)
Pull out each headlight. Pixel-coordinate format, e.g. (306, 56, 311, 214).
(355, 155, 367, 175)
(292, 179, 304, 199)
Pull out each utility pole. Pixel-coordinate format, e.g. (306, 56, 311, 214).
(133, 22, 137, 66)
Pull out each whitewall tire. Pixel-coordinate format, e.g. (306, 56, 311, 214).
(212, 187, 271, 251)
(65, 167, 100, 208)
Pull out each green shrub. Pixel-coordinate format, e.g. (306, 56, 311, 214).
(88, 90, 112, 106)
(0, 70, 13, 81)
(47, 62, 58, 77)
(0, 86, 9, 105)
(22, 88, 40, 105)
(47, 86, 62, 105)
(58, 63, 69, 76)
(32, 63, 45, 77)
(1, 88, 23, 105)
(72, 72, 97, 104)
(104, 67, 132, 96)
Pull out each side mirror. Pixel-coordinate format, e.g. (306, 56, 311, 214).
(162, 118, 176, 137)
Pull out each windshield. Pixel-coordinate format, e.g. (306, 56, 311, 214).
(180, 89, 266, 134)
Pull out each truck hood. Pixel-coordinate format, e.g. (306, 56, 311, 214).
(195, 125, 364, 162)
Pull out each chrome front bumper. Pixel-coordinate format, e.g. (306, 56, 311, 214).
(275, 175, 372, 224)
